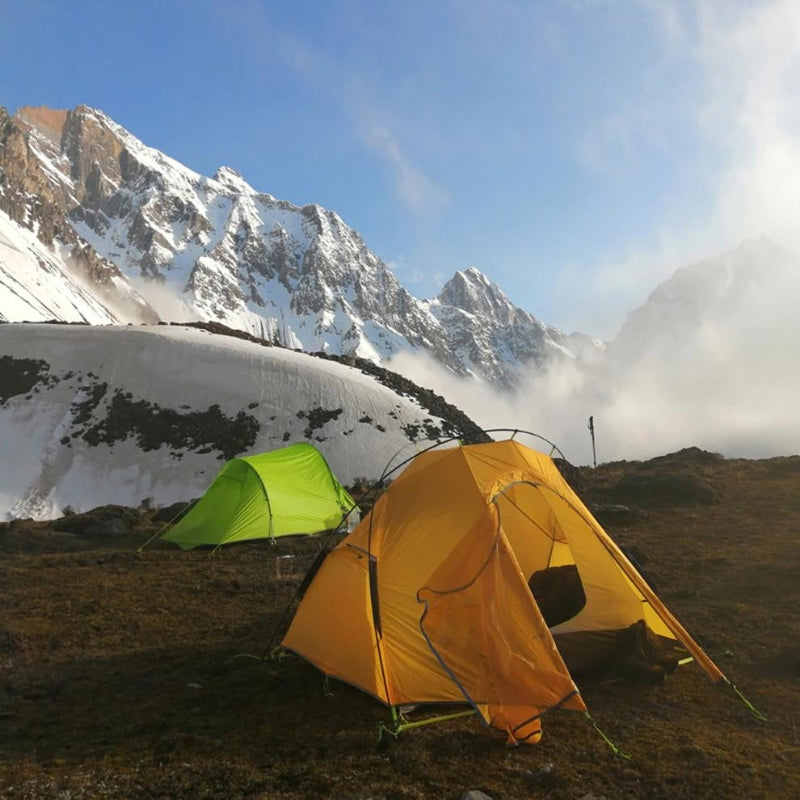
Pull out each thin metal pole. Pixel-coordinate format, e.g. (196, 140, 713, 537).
(588, 416, 597, 468)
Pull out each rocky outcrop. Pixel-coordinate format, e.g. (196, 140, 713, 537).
(0, 106, 74, 243)
(0, 106, 159, 324)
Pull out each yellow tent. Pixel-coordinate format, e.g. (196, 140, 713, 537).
(282, 439, 724, 745)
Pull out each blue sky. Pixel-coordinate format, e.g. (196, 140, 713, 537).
(2, 0, 800, 338)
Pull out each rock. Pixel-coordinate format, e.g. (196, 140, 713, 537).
(154, 501, 194, 523)
(523, 762, 555, 787)
(460, 791, 494, 800)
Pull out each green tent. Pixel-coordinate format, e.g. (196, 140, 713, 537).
(162, 443, 357, 550)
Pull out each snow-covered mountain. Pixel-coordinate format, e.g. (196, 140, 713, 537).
(0, 107, 158, 325)
(0, 206, 118, 324)
(553, 237, 800, 462)
(609, 237, 800, 364)
(0, 322, 486, 521)
(3, 102, 798, 477)
(0, 104, 600, 388)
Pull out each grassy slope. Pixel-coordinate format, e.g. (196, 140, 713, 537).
(0, 452, 798, 799)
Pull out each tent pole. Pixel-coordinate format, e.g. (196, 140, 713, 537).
(378, 707, 477, 740)
(394, 708, 476, 733)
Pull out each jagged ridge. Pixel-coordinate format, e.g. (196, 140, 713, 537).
(0, 104, 602, 387)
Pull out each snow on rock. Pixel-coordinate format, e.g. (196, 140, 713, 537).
(0, 209, 118, 324)
(1, 104, 602, 389)
(0, 323, 481, 520)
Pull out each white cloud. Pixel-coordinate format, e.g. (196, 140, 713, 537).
(388, 239, 800, 465)
(563, 0, 800, 337)
(693, 0, 800, 252)
(132, 278, 199, 322)
(213, 1, 325, 87)
(395, 336, 800, 465)
(634, 0, 692, 51)
(634, 0, 800, 253)
(550, 237, 697, 340)
(577, 108, 666, 177)
(361, 123, 449, 216)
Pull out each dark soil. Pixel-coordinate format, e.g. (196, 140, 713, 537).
(1, 451, 798, 799)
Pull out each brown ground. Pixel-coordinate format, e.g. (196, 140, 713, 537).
(1, 450, 799, 799)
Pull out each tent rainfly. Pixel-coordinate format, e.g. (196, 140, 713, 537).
(161, 443, 356, 550)
(281, 439, 727, 745)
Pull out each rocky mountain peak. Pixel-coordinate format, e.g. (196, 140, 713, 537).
(0, 105, 159, 324)
(213, 166, 255, 194)
(61, 107, 127, 202)
(0, 103, 602, 386)
(438, 267, 517, 324)
(642, 237, 797, 312)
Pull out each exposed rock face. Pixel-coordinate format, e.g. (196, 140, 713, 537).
(1, 103, 603, 385)
(0, 106, 158, 323)
(14, 106, 68, 142)
(431, 268, 589, 383)
(0, 106, 73, 243)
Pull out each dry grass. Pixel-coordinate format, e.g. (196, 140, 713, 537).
(1, 452, 798, 799)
